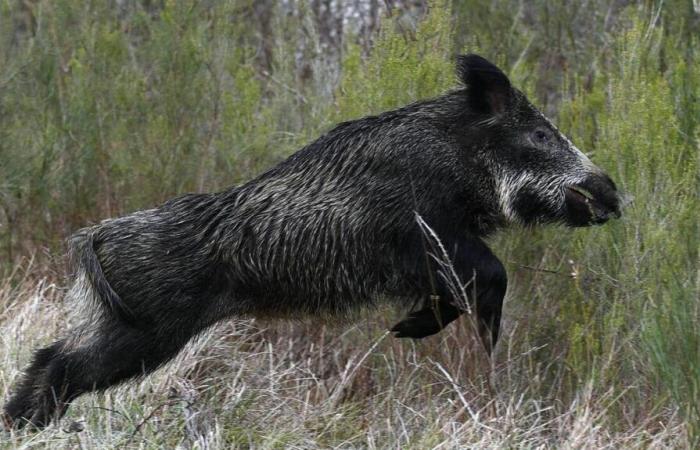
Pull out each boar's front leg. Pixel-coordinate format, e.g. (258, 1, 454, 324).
(390, 297, 461, 339)
(390, 236, 507, 352)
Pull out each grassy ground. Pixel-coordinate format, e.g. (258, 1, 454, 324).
(1, 1, 698, 448)
(0, 270, 688, 449)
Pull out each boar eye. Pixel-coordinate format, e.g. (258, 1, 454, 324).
(531, 129, 550, 145)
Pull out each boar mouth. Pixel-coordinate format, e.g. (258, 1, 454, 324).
(564, 184, 620, 226)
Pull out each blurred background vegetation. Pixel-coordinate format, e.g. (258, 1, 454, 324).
(0, 0, 698, 447)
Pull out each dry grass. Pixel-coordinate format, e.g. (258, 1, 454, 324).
(0, 264, 686, 449)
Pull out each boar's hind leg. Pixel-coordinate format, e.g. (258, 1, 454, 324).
(4, 319, 195, 429)
(390, 236, 507, 352)
(3, 340, 66, 429)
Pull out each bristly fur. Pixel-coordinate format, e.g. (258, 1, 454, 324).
(3, 54, 620, 430)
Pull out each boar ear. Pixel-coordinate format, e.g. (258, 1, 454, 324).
(457, 54, 512, 115)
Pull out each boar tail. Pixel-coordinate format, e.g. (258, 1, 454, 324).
(69, 229, 137, 325)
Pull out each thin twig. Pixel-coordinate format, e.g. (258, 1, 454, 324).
(120, 399, 176, 449)
(89, 405, 130, 421)
(511, 262, 571, 277)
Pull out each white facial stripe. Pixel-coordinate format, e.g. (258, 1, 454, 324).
(497, 171, 533, 223)
(537, 111, 601, 174)
(496, 168, 585, 224)
(572, 144, 600, 173)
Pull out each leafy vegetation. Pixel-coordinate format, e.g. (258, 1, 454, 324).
(0, 0, 698, 448)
